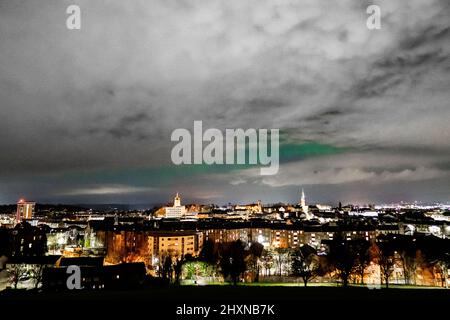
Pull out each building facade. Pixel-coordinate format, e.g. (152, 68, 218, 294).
(16, 199, 35, 222)
(148, 231, 204, 259)
(165, 193, 187, 218)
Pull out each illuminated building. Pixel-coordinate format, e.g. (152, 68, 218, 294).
(16, 199, 35, 222)
(300, 188, 311, 220)
(204, 228, 386, 251)
(165, 193, 187, 219)
(148, 231, 204, 260)
(174, 192, 181, 207)
(236, 201, 263, 214)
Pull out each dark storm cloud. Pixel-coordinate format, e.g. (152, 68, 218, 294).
(0, 0, 449, 204)
(303, 109, 345, 123)
(399, 25, 450, 51)
(89, 110, 154, 140)
(246, 98, 287, 111)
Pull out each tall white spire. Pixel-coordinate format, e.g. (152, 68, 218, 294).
(300, 188, 310, 219)
(301, 188, 306, 207)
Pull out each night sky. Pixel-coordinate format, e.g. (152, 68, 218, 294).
(0, 0, 449, 205)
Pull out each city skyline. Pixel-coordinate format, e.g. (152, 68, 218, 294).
(3, 190, 450, 208)
(1, 0, 449, 205)
(1, 1, 449, 314)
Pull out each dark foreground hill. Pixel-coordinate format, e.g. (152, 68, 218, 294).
(1, 285, 448, 319)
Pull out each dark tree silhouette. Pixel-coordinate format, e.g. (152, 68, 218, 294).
(327, 236, 359, 287)
(416, 236, 450, 288)
(435, 252, 450, 288)
(401, 250, 420, 285)
(352, 240, 371, 285)
(247, 242, 264, 282)
(198, 239, 220, 279)
(376, 241, 396, 288)
(199, 240, 218, 265)
(173, 257, 183, 285)
(395, 236, 419, 285)
(173, 254, 194, 285)
(291, 244, 320, 287)
(160, 255, 173, 281)
(0, 228, 11, 257)
(219, 240, 247, 285)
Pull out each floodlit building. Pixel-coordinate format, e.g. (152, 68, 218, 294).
(148, 231, 204, 260)
(165, 193, 187, 219)
(16, 199, 35, 222)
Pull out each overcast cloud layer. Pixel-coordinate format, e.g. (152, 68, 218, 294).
(0, 0, 449, 205)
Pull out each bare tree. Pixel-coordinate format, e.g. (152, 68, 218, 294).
(219, 240, 247, 285)
(162, 255, 173, 281)
(198, 240, 219, 279)
(291, 245, 320, 287)
(352, 241, 372, 285)
(400, 250, 418, 285)
(247, 242, 264, 282)
(376, 242, 396, 288)
(261, 250, 273, 277)
(396, 237, 419, 285)
(30, 264, 45, 289)
(273, 248, 290, 277)
(436, 252, 450, 288)
(327, 237, 359, 287)
(7, 264, 28, 289)
(435, 256, 449, 288)
(173, 257, 184, 285)
(157, 253, 174, 282)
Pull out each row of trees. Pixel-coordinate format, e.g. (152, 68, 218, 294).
(304, 235, 449, 288)
(158, 233, 450, 288)
(327, 234, 450, 288)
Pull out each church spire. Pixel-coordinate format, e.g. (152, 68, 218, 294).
(300, 188, 306, 207)
(300, 188, 310, 219)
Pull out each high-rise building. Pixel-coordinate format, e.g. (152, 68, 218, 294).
(16, 199, 35, 222)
